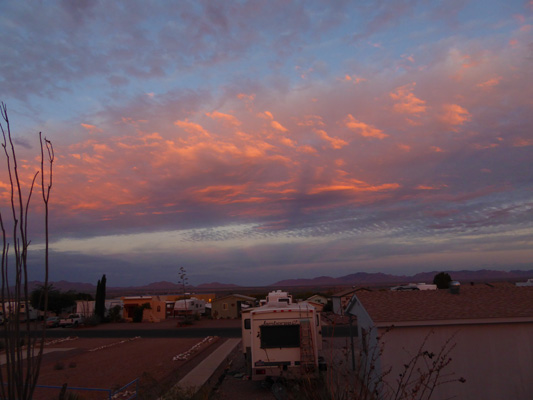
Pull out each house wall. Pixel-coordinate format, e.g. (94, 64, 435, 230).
(121, 297, 166, 322)
(332, 293, 356, 315)
(76, 300, 95, 318)
(377, 323, 533, 400)
(212, 297, 241, 319)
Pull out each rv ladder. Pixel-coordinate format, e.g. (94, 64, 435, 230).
(299, 318, 315, 372)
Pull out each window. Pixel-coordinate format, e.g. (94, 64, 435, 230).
(260, 325, 300, 348)
(222, 303, 228, 310)
(244, 318, 251, 329)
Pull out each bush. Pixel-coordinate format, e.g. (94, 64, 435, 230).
(54, 362, 65, 370)
(433, 272, 452, 289)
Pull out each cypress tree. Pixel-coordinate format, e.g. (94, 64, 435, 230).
(95, 274, 107, 320)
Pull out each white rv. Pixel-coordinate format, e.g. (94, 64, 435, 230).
(173, 297, 206, 316)
(242, 290, 323, 381)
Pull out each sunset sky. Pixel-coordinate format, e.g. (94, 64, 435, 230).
(1, 1, 532, 287)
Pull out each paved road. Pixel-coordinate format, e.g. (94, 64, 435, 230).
(36, 325, 351, 338)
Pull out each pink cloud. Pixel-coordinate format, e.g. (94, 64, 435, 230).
(206, 110, 242, 126)
(80, 123, 103, 134)
(344, 114, 387, 139)
(512, 138, 533, 147)
(315, 129, 348, 149)
(390, 83, 427, 115)
(271, 120, 288, 132)
(439, 104, 471, 129)
(477, 77, 501, 89)
(174, 119, 211, 137)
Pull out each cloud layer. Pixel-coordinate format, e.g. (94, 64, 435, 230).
(1, 1, 532, 286)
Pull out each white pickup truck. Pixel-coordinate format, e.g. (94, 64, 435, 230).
(59, 313, 83, 327)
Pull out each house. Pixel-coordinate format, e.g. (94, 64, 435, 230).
(122, 296, 167, 322)
(212, 294, 256, 319)
(331, 287, 367, 315)
(306, 294, 328, 312)
(346, 285, 533, 400)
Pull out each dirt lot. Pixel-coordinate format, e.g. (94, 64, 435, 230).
(5, 316, 353, 400)
(32, 335, 222, 399)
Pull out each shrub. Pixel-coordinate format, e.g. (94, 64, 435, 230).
(433, 272, 452, 289)
(54, 362, 65, 370)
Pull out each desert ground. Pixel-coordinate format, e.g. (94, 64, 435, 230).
(3, 315, 353, 400)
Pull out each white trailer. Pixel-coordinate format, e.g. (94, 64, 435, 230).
(391, 282, 437, 291)
(173, 297, 206, 316)
(242, 290, 323, 381)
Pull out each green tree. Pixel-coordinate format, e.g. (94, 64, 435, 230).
(107, 305, 123, 322)
(433, 272, 452, 289)
(31, 287, 92, 315)
(94, 274, 106, 320)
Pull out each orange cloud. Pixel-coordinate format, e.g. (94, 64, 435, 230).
(344, 74, 367, 84)
(472, 143, 499, 149)
(315, 129, 348, 149)
(439, 104, 471, 128)
(296, 145, 317, 154)
(271, 120, 288, 132)
(344, 115, 388, 139)
(192, 184, 267, 205)
(80, 123, 103, 134)
(401, 54, 415, 63)
(121, 117, 148, 127)
(92, 143, 112, 153)
(390, 83, 427, 115)
(431, 146, 444, 153)
(477, 77, 501, 89)
(308, 179, 399, 195)
(258, 111, 274, 120)
(279, 136, 295, 147)
(416, 184, 447, 190)
(398, 144, 411, 151)
(206, 111, 241, 126)
(237, 93, 255, 101)
(512, 138, 533, 147)
(297, 115, 325, 127)
(174, 119, 211, 137)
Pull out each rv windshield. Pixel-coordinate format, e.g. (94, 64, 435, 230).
(260, 324, 300, 348)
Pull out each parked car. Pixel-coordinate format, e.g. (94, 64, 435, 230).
(59, 314, 83, 327)
(45, 316, 60, 328)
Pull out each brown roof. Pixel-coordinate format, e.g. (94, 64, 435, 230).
(212, 294, 256, 303)
(352, 286, 533, 324)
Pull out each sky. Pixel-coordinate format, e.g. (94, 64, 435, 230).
(1, 0, 532, 287)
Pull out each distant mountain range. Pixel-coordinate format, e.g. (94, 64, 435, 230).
(270, 269, 533, 287)
(25, 269, 533, 294)
(25, 279, 242, 295)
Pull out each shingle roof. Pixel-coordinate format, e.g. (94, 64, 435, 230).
(213, 294, 256, 302)
(353, 286, 533, 324)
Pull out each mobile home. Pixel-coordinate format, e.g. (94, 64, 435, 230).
(173, 297, 206, 316)
(242, 290, 323, 380)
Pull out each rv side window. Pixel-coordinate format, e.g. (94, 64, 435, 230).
(244, 318, 251, 329)
(260, 325, 300, 348)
